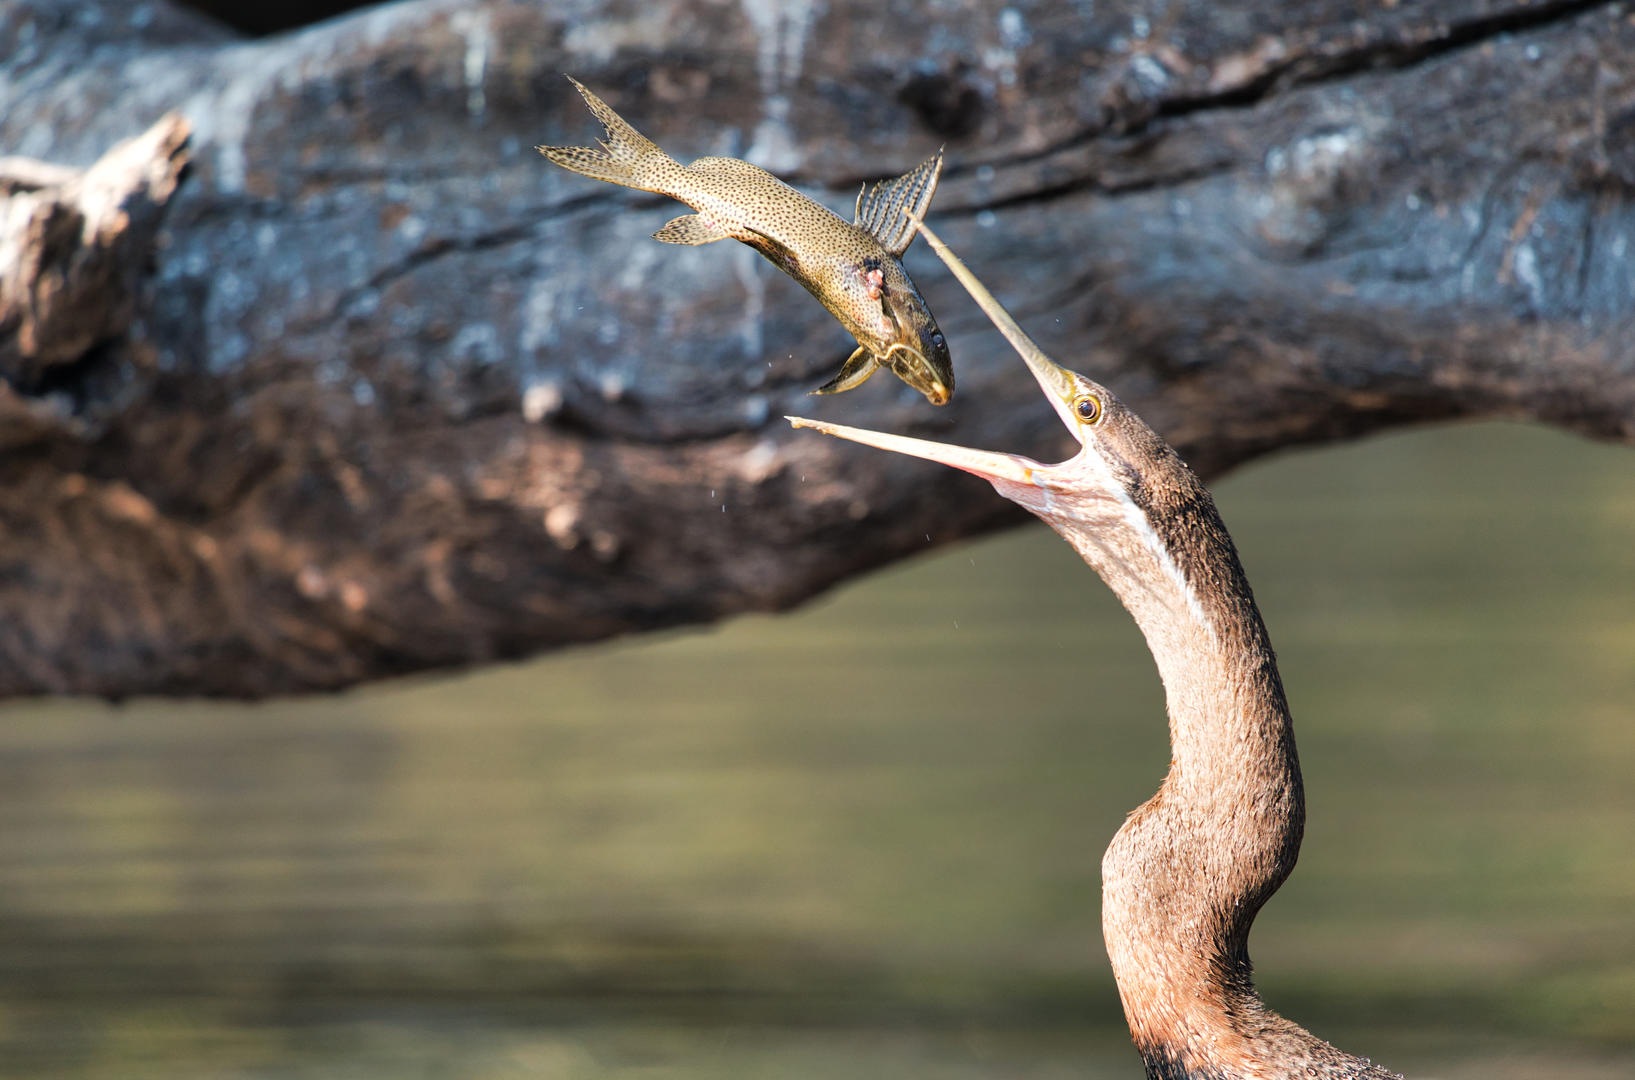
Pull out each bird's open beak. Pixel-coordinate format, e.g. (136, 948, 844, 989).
(786, 414, 1043, 485)
(788, 215, 1081, 487)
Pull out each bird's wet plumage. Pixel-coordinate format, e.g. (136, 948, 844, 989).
(537, 77, 954, 405)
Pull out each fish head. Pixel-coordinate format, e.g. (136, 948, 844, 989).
(800, 247, 955, 405)
(855, 257, 954, 406)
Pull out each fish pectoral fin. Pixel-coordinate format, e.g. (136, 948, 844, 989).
(653, 214, 732, 245)
(811, 347, 879, 396)
(853, 147, 944, 257)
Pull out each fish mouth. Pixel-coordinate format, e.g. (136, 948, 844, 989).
(878, 300, 954, 406)
(878, 341, 951, 406)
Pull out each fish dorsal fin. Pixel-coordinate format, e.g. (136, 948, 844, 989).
(853, 149, 944, 256)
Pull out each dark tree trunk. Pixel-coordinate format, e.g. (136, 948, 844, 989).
(1, 0, 1632, 698)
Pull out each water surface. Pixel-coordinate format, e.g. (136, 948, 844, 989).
(1, 422, 1632, 1078)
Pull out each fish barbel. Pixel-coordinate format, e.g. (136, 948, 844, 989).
(538, 77, 954, 405)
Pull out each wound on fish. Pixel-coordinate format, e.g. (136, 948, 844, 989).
(538, 76, 955, 406)
(862, 260, 885, 301)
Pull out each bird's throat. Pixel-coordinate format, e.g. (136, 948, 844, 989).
(1050, 504, 1312, 1076)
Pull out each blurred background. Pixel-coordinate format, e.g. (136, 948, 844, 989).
(1, 420, 1632, 1079)
(3, 1, 1634, 1078)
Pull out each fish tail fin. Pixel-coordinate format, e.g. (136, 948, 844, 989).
(537, 76, 679, 193)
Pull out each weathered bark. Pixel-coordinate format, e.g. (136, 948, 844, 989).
(0, 112, 190, 446)
(0, 0, 1632, 698)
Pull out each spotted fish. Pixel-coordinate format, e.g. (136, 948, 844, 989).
(538, 77, 954, 405)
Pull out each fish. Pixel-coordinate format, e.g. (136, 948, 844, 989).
(537, 77, 954, 405)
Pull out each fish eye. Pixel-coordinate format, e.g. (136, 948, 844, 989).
(931, 332, 945, 349)
(1074, 395, 1102, 424)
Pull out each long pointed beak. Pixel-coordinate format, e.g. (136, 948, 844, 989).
(906, 213, 1083, 442)
(785, 416, 1043, 485)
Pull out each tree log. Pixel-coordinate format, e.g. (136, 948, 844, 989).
(0, 0, 1632, 698)
(0, 112, 191, 446)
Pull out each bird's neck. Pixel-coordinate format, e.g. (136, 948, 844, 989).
(1052, 509, 1384, 1079)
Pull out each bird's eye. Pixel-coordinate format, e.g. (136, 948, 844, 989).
(1075, 395, 1102, 424)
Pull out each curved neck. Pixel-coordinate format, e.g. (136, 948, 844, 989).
(1048, 508, 1395, 1079)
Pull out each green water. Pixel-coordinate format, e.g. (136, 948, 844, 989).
(1, 422, 1632, 1078)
